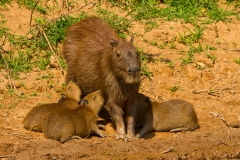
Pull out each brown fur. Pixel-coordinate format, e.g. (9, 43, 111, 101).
(136, 93, 199, 138)
(42, 90, 106, 143)
(23, 81, 81, 132)
(62, 16, 141, 139)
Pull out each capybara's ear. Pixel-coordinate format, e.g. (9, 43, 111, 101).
(110, 38, 119, 48)
(130, 35, 134, 44)
(61, 94, 67, 99)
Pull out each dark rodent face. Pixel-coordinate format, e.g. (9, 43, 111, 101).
(110, 39, 141, 84)
(137, 93, 151, 107)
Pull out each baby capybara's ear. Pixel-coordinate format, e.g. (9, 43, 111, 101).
(58, 94, 67, 102)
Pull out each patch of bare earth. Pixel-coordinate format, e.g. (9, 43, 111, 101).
(0, 1, 240, 159)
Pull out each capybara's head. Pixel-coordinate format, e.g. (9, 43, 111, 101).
(79, 90, 104, 115)
(137, 93, 151, 108)
(60, 80, 82, 101)
(110, 36, 141, 84)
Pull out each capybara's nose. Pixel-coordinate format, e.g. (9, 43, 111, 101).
(128, 67, 140, 74)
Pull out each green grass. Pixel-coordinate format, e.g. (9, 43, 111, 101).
(169, 86, 180, 92)
(17, 0, 47, 14)
(179, 26, 203, 45)
(181, 47, 195, 65)
(109, 0, 237, 24)
(0, 0, 10, 9)
(234, 58, 240, 64)
(0, 12, 88, 77)
(206, 52, 217, 64)
(145, 20, 158, 32)
(138, 49, 153, 78)
(97, 8, 132, 38)
(166, 60, 175, 68)
(1, 0, 240, 80)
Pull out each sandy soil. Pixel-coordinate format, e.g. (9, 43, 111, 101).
(0, 1, 240, 159)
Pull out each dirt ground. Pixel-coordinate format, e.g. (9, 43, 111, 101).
(0, 1, 240, 159)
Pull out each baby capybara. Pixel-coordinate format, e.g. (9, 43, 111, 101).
(23, 80, 81, 132)
(62, 16, 141, 139)
(42, 90, 107, 143)
(136, 93, 199, 138)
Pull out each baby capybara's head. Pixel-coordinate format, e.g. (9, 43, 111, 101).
(59, 80, 82, 102)
(110, 36, 141, 84)
(137, 93, 151, 108)
(79, 90, 104, 115)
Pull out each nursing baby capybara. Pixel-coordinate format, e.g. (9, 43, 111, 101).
(23, 81, 81, 132)
(42, 90, 107, 143)
(136, 93, 199, 138)
(62, 16, 141, 139)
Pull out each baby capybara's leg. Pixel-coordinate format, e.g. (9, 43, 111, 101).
(135, 124, 153, 138)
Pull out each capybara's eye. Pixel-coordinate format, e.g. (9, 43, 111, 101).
(145, 97, 150, 104)
(92, 96, 96, 100)
(67, 86, 71, 91)
(116, 52, 120, 57)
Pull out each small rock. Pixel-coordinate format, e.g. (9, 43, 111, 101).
(14, 81, 21, 88)
(50, 56, 59, 68)
(27, 34, 33, 40)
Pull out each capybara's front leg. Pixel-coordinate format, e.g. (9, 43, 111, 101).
(125, 102, 137, 139)
(106, 104, 126, 141)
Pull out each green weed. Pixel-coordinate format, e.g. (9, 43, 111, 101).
(234, 58, 240, 64)
(29, 91, 39, 96)
(206, 45, 217, 50)
(112, 0, 236, 24)
(0, 0, 10, 9)
(17, 0, 47, 14)
(145, 20, 158, 32)
(46, 93, 51, 98)
(0, 104, 4, 109)
(150, 41, 158, 46)
(97, 8, 132, 38)
(169, 86, 180, 92)
(158, 42, 168, 49)
(166, 61, 175, 68)
(138, 49, 153, 78)
(179, 26, 203, 45)
(181, 47, 195, 65)
(206, 52, 217, 63)
(169, 43, 176, 49)
(0, 12, 87, 77)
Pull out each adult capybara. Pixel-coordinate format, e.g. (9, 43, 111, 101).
(62, 16, 141, 139)
(136, 93, 199, 138)
(42, 90, 107, 143)
(23, 80, 81, 132)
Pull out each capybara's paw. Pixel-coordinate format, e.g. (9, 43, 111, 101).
(135, 133, 141, 138)
(97, 124, 106, 130)
(116, 134, 128, 141)
(99, 132, 108, 138)
(72, 136, 81, 139)
(125, 134, 140, 141)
